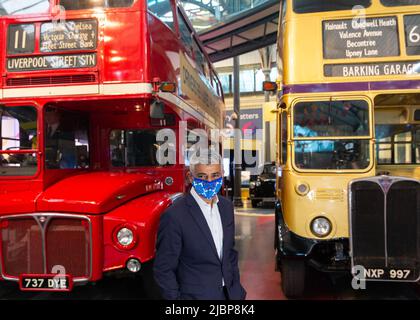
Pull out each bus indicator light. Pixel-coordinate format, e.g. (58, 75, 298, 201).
(263, 81, 277, 92)
(160, 82, 177, 93)
(295, 182, 310, 196)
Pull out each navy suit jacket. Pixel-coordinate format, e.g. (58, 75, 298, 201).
(153, 193, 246, 300)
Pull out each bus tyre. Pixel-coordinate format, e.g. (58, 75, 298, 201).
(280, 259, 306, 298)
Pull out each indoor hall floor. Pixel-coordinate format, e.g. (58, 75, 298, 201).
(235, 202, 420, 300)
(0, 202, 419, 300)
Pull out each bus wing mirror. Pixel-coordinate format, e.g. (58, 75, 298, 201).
(263, 81, 277, 92)
(150, 99, 165, 119)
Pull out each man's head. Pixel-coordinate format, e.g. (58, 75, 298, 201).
(188, 150, 223, 201)
(45, 108, 61, 126)
(189, 151, 223, 181)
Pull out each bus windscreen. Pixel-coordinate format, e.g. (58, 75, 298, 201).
(293, 0, 371, 13)
(110, 129, 164, 167)
(0, 106, 38, 176)
(293, 100, 370, 138)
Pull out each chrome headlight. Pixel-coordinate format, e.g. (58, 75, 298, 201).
(310, 217, 332, 238)
(255, 180, 261, 187)
(117, 227, 134, 246)
(249, 181, 256, 189)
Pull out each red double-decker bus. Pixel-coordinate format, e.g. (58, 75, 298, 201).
(0, 0, 224, 292)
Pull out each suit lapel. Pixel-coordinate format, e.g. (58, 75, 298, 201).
(186, 193, 220, 261)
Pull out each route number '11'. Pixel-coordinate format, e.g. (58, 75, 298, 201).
(7, 24, 35, 54)
(14, 29, 27, 50)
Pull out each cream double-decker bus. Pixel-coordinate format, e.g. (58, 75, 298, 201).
(265, 0, 420, 297)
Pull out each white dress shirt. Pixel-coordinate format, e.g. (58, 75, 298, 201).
(191, 187, 224, 285)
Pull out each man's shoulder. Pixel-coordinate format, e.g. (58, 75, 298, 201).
(162, 193, 191, 218)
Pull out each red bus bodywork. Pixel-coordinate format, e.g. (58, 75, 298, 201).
(0, 0, 224, 290)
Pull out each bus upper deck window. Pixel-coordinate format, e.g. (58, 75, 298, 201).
(178, 11, 194, 53)
(148, 0, 175, 31)
(381, 0, 420, 6)
(293, 0, 371, 13)
(59, 0, 135, 10)
(415, 109, 420, 121)
(0, 0, 49, 16)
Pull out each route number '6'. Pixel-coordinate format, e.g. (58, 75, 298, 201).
(409, 25, 420, 44)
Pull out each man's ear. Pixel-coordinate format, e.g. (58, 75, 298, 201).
(186, 171, 193, 184)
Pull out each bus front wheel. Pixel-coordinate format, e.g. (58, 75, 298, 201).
(280, 259, 306, 298)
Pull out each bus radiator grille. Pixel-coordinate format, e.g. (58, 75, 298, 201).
(0, 215, 91, 280)
(350, 177, 420, 280)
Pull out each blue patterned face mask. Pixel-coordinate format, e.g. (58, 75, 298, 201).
(192, 177, 223, 200)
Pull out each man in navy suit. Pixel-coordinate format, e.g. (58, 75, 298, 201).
(154, 151, 246, 300)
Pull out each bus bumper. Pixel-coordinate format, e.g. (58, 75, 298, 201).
(275, 201, 350, 273)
